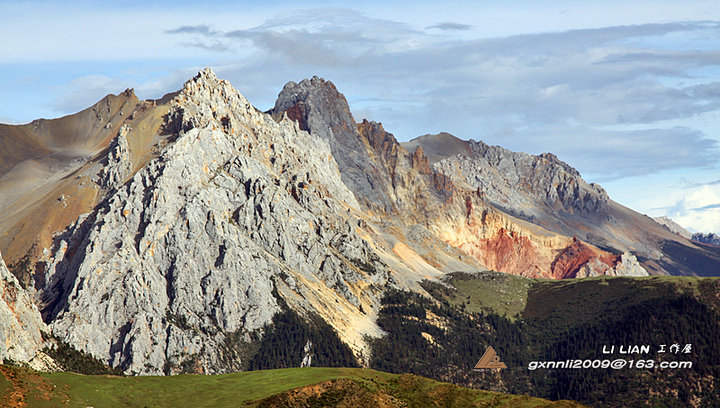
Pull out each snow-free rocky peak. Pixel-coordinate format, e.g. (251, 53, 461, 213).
(38, 68, 390, 374)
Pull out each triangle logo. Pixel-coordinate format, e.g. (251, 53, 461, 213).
(473, 346, 507, 370)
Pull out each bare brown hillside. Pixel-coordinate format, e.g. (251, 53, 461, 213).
(0, 90, 172, 285)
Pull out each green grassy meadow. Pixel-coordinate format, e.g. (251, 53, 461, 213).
(1, 365, 583, 407)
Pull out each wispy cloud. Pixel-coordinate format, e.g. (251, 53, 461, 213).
(515, 126, 717, 180)
(662, 183, 720, 233)
(426, 22, 472, 31)
(54, 75, 132, 114)
(179, 40, 233, 53)
(51, 68, 200, 116)
(692, 203, 720, 211)
(166, 24, 218, 35)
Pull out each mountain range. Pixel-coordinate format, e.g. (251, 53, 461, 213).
(1, 69, 718, 407)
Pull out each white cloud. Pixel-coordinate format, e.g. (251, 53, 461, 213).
(0, 4, 267, 63)
(666, 184, 720, 233)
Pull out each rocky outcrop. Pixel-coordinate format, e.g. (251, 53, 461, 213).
(411, 146, 432, 175)
(38, 69, 391, 375)
(355, 119, 456, 212)
(432, 138, 610, 219)
(100, 124, 133, 190)
(434, 203, 648, 279)
(655, 216, 692, 240)
(549, 238, 613, 279)
(692, 232, 720, 247)
(0, 251, 48, 364)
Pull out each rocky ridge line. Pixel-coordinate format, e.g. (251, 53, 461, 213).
(433, 139, 610, 221)
(692, 232, 720, 247)
(275, 81, 646, 279)
(654, 216, 692, 240)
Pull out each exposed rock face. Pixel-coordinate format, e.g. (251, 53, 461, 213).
(434, 204, 648, 279)
(655, 216, 692, 240)
(0, 251, 48, 364)
(550, 238, 616, 279)
(101, 124, 133, 190)
(403, 132, 698, 275)
(411, 146, 432, 175)
(432, 138, 610, 220)
(274, 80, 645, 280)
(38, 69, 390, 375)
(355, 120, 457, 217)
(692, 232, 720, 247)
(0, 68, 701, 376)
(271, 77, 396, 212)
(274, 86, 457, 226)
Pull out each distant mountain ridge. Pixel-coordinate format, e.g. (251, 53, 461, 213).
(403, 133, 720, 276)
(654, 216, 693, 239)
(693, 232, 720, 247)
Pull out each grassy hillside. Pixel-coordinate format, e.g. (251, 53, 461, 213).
(425, 271, 533, 318)
(424, 272, 720, 321)
(369, 273, 720, 407)
(0, 365, 584, 407)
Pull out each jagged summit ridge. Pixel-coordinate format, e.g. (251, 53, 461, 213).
(38, 68, 388, 374)
(430, 137, 609, 217)
(693, 232, 720, 247)
(655, 216, 692, 240)
(270, 76, 397, 212)
(273, 79, 647, 279)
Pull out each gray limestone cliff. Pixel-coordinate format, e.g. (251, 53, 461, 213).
(271, 80, 462, 229)
(38, 69, 390, 375)
(0, 251, 48, 364)
(270, 77, 397, 212)
(432, 138, 610, 220)
(100, 124, 133, 191)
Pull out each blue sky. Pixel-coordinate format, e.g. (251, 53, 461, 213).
(2, 0, 720, 233)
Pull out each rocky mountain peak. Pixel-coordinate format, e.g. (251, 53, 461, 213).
(271, 77, 396, 212)
(271, 75, 353, 137)
(357, 119, 394, 154)
(192, 67, 219, 84)
(180, 67, 242, 106)
(166, 67, 255, 137)
(36, 69, 389, 375)
(426, 137, 611, 222)
(274, 76, 338, 106)
(538, 152, 580, 178)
